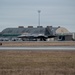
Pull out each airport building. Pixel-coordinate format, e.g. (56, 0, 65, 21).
(0, 26, 74, 41)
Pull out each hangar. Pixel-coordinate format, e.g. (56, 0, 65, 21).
(0, 26, 73, 41)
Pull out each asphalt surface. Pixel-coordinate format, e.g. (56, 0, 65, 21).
(0, 46, 75, 50)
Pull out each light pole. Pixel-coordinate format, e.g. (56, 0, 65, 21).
(38, 10, 41, 27)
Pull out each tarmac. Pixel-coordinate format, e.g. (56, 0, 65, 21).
(0, 46, 75, 50)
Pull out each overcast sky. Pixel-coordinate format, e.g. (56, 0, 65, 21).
(0, 0, 75, 32)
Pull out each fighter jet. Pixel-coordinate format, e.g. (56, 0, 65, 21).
(18, 33, 56, 41)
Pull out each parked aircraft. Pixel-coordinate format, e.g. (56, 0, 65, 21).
(18, 33, 56, 41)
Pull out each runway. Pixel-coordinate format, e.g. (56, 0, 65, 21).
(0, 46, 75, 50)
